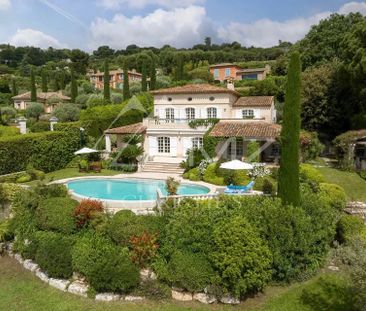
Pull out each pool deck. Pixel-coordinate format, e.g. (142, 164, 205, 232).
(53, 172, 220, 215)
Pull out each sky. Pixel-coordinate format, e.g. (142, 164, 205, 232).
(0, 0, 366, 51)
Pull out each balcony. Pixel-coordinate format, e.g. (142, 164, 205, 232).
(143, 118, 212, 131)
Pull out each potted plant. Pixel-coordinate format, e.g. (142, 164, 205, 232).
(165, 177, 180, 196)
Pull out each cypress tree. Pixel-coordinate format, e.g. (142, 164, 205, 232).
(123, 64, 130, 101)
(174, 54, 184, 81)
(59, 70, 65, 90)
(12, 79, 18, 96)
(30, 67, 37, 102)
(278, 52, 302, 206)
(141, 61, 147, 92)
(103, 59, 111, 103)
(41, 69, 48, 92)
(70, 68, 78, 103)
(150, 59, 156, 90)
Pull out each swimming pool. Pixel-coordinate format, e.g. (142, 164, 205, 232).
(67, 178, 210, 201)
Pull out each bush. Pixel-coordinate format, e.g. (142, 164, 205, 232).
(35, 231, 74, 278)
(0, 130, 80, 174)
(107, 210, 146, 246)
(262, 177, 276, 195)
(300, 164, 325, 186)
(36, 197, 78, 234)
(29, 121, 50, 133)
(26, 165, 45, 181)
(72, 234, 139, 292)
(130, 231, 159, 268)
(53, 103, 81, 122)
(301, 274, 353, 311)
(136, 279, 171, 300)
(319, 183, 347, 210)
(16, 174, 32, 183)
(203, 163, 225, 185)
(34, 183, 68, 199)
(73, 199, 104, 228)
(166, 251, 215, 292)
(25, 102, 44, 120)
(211, 216, 272, 297)
(165, 177, 180, 196)
(300, 131, 324, 162)
(183, 167, 201, 181)
(336, 215, 366, 244)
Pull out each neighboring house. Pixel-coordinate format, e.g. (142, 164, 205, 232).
(209, 63, 271, 82)
(88, 69, 142, 90)
(12, 91, 71, 113)
(104, 83, 280, 170)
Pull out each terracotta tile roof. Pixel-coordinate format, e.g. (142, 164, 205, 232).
(209, 121, 281, 139)
(237, 68, 267, 73)
(104, 122, 146, 135)
(209, 63, 242, 68)
(89, 69, 142, 76)
(151, 83, 240, 96)
(234, 96, 274, 107)
(12, 91, 71, 101)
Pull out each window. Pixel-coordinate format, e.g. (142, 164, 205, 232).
(192, 137, 203, 149)
(98, 76, 103, 82)
(185, 107, 195, 120)
(242, 109, 254, 119)
(225, 68, 231, 76)
(158, 137, 170, 153)
(165, 108, 175, 123)
(109, 75, 113, 81)
(213, 69, 219, 78)
(242, 73, 258, 80)
(119, 73, 124, 80)
(228, 138, 243, 158)
(207, 107, 217, 119)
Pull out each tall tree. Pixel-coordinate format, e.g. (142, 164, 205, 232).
(141, 61, 147, 92)
(41, 69, 48, 92)
(59, 70, 65, 90)
(30, 67, 37, 102)
(174, 54, 185, 81)
(11, 79, 18, 96)
(103, 59, 111, 103)
(278, 52, 302, 206)
(150, 59, 156, 91)
(70, 68, 78, 103)
(123, 64, 130, 101)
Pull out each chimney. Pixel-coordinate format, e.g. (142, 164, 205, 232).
(265, 64, 271, 74)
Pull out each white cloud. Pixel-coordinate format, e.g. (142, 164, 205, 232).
(217, 1, 366, 47)
(90, 6, 212, 49)
(98, 0, 204, 9)
(9, 28, 67, 48)
(0, 0, 11, 11)
(339, 1, 366, 15)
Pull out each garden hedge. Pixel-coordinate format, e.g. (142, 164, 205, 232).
(0, 130, 80, 174)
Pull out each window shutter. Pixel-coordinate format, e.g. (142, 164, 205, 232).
(170, 137, 178, 156)
(149, 136, 158, 156)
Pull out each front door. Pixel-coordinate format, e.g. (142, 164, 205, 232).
(158, 137, 170, 154)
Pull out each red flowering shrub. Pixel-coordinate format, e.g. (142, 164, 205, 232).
(73, 199, 103, 228)
(130, 231, 159, 268)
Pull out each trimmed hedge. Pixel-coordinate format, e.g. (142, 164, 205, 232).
(35, 231, 75, 279)
(36, 197, 78, 234)
(0, 130, 80, 174)
(336, 215, 366, 244)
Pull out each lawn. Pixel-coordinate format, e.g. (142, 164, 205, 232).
(317, 166, 366, 202)
(0, 255, 324, 311)
(26, 168, 121, 186)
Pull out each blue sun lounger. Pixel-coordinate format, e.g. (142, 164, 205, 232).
(224, 181, 255, 194)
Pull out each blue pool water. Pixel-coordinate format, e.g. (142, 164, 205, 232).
(67, 178, 210, 201)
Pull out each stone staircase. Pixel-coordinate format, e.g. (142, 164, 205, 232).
(142, 161, 184, 175)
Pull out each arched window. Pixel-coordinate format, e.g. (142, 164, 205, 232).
(207, 107, 217, 119)
(242, 109, 254, 119)
(185, 107, 195, 120)
(165, 108, 174, 123)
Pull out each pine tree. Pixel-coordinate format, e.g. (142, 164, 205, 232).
(30, 67, 37, 102)
(141, 61, 147, 92)
(12, 79, 18, 96)
(70, 68, 78, 103)
(41, 69, 48, 92)
(123, 63, 130, 101)
(103, 59, 111, 103)
(278, 52, 302, 206)
(150, 59, 156, 90)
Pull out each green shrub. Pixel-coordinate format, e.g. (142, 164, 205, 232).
(301, 274, 353, 311)
(136, 279, 171, 300)
(35, 231, 74, 278)
(36, 197, 78, 234)
(0, 183, 23, 203)
(34, 183, 68, 199)
(107, 210, 146, 246)
(72, 234, 139, 292)
(0, 130, 80, 175)
(299, 164, 325, 185)
(246, 141, 260, 162)
(211, 216, 272, 297)
(16, 174, 32, 183)
(183, 167, 201, 181)
(336, 215, 366, 244)
(231, 170, 250, 186)
(0, 220, 12, 242)
(261, 177, 276, 195)
(203, 163, 225, 185)
(319, 183, 347, 210)
(166, 251, 215, 292)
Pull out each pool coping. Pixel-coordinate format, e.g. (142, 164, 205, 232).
(52, 174, 218, 214)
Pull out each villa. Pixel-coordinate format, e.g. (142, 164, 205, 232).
(88, 68, 142, 90)
(12, 91, 71, 113)
(209, 63, 271, 82)
(104, 83, 281, 172)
